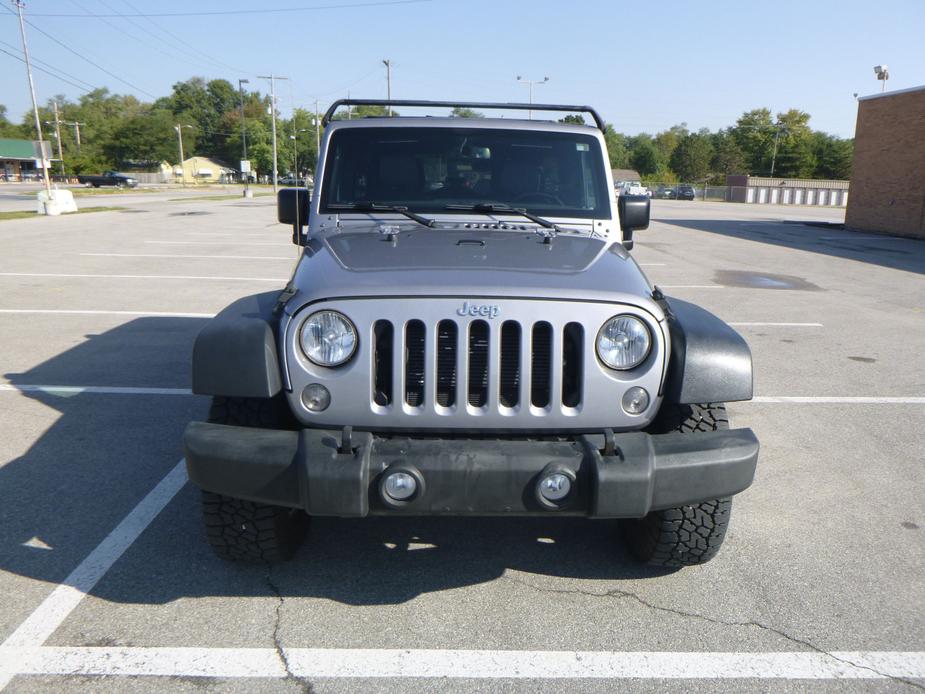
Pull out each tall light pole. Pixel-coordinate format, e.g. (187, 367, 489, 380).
(382, 59, 392, 116)
(14, 0, 51, 196)
(874, 65, 889, 93)
(238, 78, 250, 196)
(174, 124, 192, 185)
(289, 128, 311, 180)
(516, 75, 549, 119)
(258, 74, 289, 192)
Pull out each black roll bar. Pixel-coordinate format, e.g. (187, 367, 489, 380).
(321, 99, 606, 131)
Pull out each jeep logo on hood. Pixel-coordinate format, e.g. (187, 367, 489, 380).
(457, 301, 500, 319)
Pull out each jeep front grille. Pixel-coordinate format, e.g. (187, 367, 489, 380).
(285, 298, 666, 431)
(371, 317, 584, 412)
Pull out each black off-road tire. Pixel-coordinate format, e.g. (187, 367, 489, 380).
(621, 403, 733, 567)
(201, 396, 308, 562)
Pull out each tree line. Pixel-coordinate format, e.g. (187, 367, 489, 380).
(0, 78, 853, 182)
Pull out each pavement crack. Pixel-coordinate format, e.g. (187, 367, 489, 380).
(265, 565, 314, 694)
(504, 574, 924, 691)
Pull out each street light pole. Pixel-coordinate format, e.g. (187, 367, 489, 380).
(382, 59, 392, 115)
(238, 78, 249, 196)
(14, 0, 51, 197)
(516, 75, 549, 119)
(258, 74, 289, 193)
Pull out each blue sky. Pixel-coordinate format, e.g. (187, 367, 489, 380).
(1, 0, 923, 137)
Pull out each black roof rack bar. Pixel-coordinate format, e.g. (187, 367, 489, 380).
(321, 99, 606, 131)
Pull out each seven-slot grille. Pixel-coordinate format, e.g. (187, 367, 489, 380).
(372, 318, 585, 412)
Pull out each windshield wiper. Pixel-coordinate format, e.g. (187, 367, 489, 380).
(328, 202, 436, 228)
(444, 202, 558, 231)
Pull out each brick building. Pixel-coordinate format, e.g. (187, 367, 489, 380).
(845, 85, 925, 239)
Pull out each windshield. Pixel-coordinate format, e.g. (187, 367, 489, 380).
(320, 126, 611, 219)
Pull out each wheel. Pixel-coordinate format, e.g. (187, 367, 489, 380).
(621, 403, 733, 567)
(200, 396, 308, 562)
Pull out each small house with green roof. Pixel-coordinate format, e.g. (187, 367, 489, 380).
(0, 138, 45, 182)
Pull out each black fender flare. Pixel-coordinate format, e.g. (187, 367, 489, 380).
(191, 291, 284, 399)
(662, 297, 753, 404)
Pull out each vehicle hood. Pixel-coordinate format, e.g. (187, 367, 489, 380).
(286, 226, 659, 315)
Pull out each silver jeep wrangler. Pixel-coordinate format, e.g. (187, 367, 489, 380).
(183, 100, 758, 568)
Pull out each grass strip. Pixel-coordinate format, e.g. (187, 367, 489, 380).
(0, 206, 126, 221)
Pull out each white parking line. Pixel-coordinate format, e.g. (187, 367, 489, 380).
(0, 309, 215, 318)
(0, 647, 922, 681)
(728, 322, 823, 327)
(0, 461, 188, 690)
(146, 240, 286, 246)
(658, 285, 724, 289)
(0, 272, 285, 282)
(751, 396, 925, 404)
(80, 253, 294, 260)
(819, 236, 907, 242)
(0, 385, 193, 396)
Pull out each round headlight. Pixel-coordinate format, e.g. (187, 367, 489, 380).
(596, 315, 651, 370)
(299, 311, 357, 367)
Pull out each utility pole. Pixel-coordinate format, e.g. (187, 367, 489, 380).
(257, 74, 289, 192)
(63, 121, 84, 152)
(14, 0, 51, 197)
(45, 101, 65, 177)
(382, 59, 392, 116)
(238, 78, 250, 196)
(516, 75, 549, 119)
(769, 122, 786, 178)
(174, 124, 192, 185)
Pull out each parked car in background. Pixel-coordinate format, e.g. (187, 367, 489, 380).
(76, 171, 138, 188)
(655, 185, 677, 199)
(677, 184, 695, 200)
(615, 180, 648, 197)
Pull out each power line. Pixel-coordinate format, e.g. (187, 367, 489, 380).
(1, 4, 158, 99)
(15, 0, 431, 18)
(0, 37, 98, 91)
(0, 45, 95, 93)
(117, 0, 251, 77)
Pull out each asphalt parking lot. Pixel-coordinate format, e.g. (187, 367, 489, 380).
(0, 192, 923, 692)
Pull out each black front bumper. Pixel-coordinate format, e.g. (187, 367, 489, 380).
(183, 423, 758, 518)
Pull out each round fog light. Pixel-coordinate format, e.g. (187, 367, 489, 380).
(539, 473, 572, 502)
(622, 386, 650, 415)
(383, 472, 417, 501)
(302, 383, 331, 412)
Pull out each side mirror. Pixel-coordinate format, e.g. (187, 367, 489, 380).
(617, 194, 650, 251)
(277, 188, 310, 246)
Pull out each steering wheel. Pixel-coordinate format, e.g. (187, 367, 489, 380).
(512, 192, 564, 205)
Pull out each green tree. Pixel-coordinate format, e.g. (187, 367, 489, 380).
(603, 125, 629, 169)
(731, 108, 775, 174)
(710, 130, 746, 181)
(630, 138, 660, 176)
(104, 108, 185, 166)
(811, 132, 852, 179)
(772, 109, 814, 178)
(558, 114, 585, 125)
(670, 132, 714, 182)
(653, 124, 688, 170)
